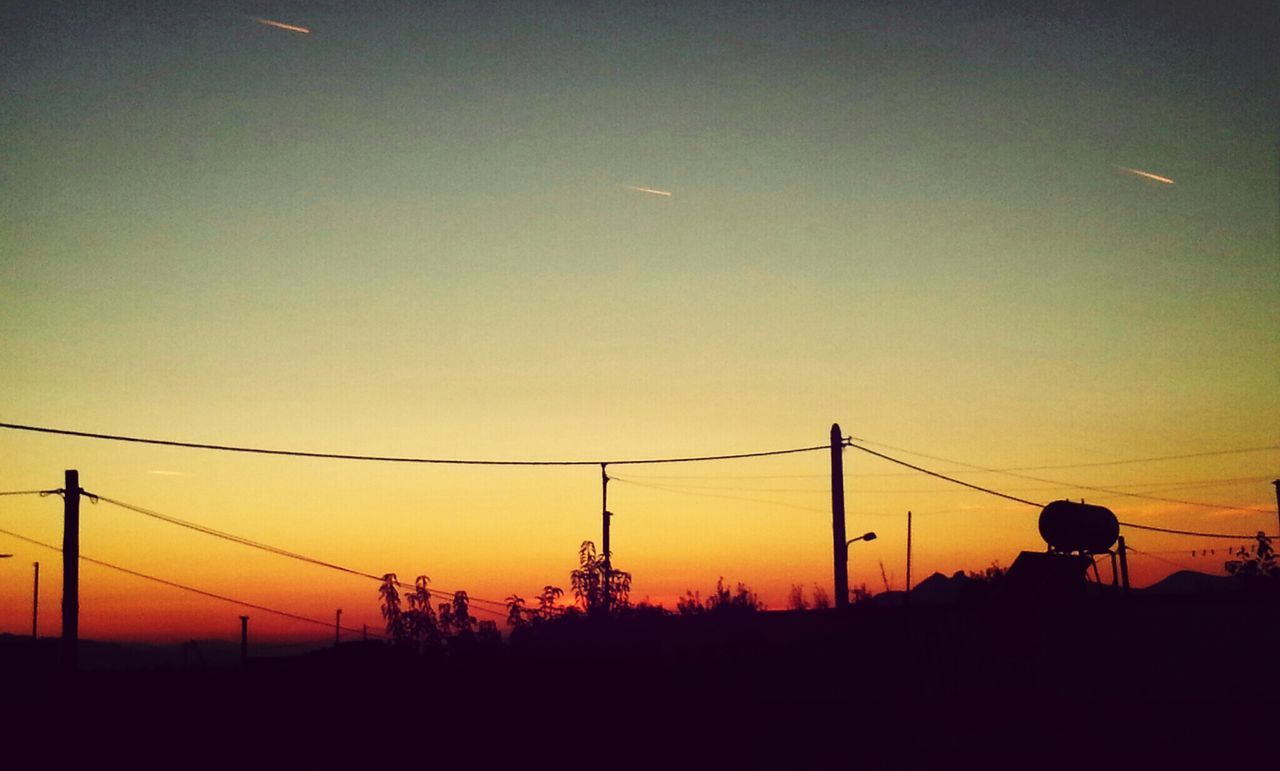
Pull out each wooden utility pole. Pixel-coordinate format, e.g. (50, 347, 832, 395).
(831, 424, 849, 609)
(1272, 480, 1279, 538)
(601, 464, 612, 614)
(335, 609, 342, 646)
(62, 469, 80, 671)
(32, 561, 39, 639)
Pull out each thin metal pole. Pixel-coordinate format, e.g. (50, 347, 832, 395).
(601, 463, 612, 614)
(335, 608, 342, 646)
(239, 616, 249, 664)
(32, 561, 40, 639)
(831, 424, 849, 609)
(1117, 535, 1130, 591)
(61, 469, 80, 671)
(906, 510, 913, 602)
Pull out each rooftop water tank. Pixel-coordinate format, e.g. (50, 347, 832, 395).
(1038, 500, 1119, 554)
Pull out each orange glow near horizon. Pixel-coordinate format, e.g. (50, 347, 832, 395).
(1, 437, 1274, 644)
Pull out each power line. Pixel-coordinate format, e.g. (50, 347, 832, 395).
(0, 489, 61, 496)
(621, 472, 833, 481)
(612, 476, 829, 513)
(97, 494, 383, 580)
(1113, 522, 1272, 540)
(0, 525, 383, 637)
(844, 442, 1277, 540)
(1123, 546, 1205, 571)
(1135, 548, 1229, 555)
(0, 421, 827, 466)
(849, 438, 1274, 514)
(851, 438, 1280, 473)
(621, 443, 1280, 481)
(609, 474, 1273, 496)
(855, 471, 1274, 494)
(92, 494, 513, 615)
(614, 480, 831, 494)
(845, 442, 1044, 508)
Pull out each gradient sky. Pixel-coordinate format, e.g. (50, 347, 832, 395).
(2, 1, 1277, 643)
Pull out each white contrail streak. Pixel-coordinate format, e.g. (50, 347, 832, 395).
(1118, 166, 1175, 185)
(250, 16, 312, 34)
(625, 185, 673, 197)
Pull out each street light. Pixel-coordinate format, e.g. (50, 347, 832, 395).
(845, 532, 877, 603)
(846, 532, 877, 549)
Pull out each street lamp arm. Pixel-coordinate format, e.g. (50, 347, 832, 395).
(845, 532, 877, 547)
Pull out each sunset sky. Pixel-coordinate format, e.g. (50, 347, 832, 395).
(1, 1, 1276, 644)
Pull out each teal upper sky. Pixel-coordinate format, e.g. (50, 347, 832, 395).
(3, 1, 1276, 462)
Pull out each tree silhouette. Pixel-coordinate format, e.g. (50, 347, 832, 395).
(437, 599, 454, 637)
(536, 585, 564, 623)
(380, 574, 442, 648)
(569, 540, 631, 614)
(450, 590, 475, 639)
(1226, 532, 1278, 584)
(476, 620, 501, 646)
(379, 573, 403, 638)
(506, 594, 528, 629)
(403, 575, 440, 649)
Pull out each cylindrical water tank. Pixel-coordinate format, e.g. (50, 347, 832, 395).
(1038, 500, 1119, 553)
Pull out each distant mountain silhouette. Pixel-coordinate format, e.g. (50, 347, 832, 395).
(904, 571, 977, 604)
(1141, 570, 1234, 595)
(893, 567, 1236, 600)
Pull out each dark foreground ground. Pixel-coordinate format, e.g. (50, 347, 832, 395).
(3, 591, 1277, 764)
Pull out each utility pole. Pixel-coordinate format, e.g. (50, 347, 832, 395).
(906, 511, 913, 602)
(335, 609, 342, 646)
(239, 616, 249, 665)
(62, 469, 80, 671)
(831, 424, 849, 609)
(601, 463, 612, 615)
(1272, 480, 1279, 538)
(32, 561, 40, 639)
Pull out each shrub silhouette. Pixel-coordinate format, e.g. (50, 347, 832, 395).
(788, 584, 808, 610)
(677, 578, 764, 615)
(810, 584, 830, 609)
